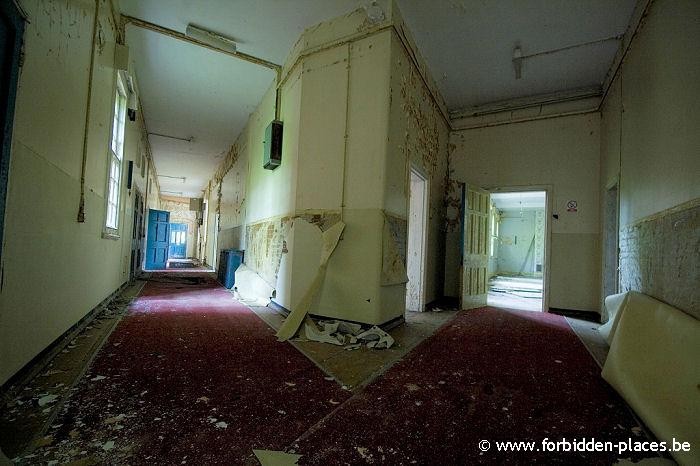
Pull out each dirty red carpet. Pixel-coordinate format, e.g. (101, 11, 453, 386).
(35, 274, 350, 465)
(293, 307, 647, 465)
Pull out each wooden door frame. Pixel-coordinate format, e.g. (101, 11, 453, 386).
(487, 185, 552, 312)
(406, 164, 429, 312)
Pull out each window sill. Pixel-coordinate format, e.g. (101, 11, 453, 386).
(102, 231, 121, 241)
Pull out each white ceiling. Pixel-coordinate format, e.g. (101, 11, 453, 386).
(397, 0, 637, 111)
(121, 1, 637, 198)
(492, 191, 546, 210)
(120, 0, 363, 197)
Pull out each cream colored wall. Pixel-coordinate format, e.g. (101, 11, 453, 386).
(450, 113, 601, 312)
(205, 9, 417, 325)
(601, 0, 700, 228)
(0, 0, 158, 384)
(299, 31, 392, 324)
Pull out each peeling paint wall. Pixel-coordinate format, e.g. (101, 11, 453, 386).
(618, 202, 699, 318)
(386, 28, 450, 310)
(600, 0, 700, 319)
(0, 0, 161, 384)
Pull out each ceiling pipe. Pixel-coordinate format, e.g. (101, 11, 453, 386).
(77, 0, 100, 223)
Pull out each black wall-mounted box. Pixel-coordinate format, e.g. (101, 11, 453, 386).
(263, 120, 283, 170)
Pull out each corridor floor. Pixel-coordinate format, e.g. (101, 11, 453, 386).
(2, 273, 659, 465)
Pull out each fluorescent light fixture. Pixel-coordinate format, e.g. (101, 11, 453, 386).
(185, 24, 237, 53)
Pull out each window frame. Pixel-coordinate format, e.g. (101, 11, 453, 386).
(103, 72, 128, 238)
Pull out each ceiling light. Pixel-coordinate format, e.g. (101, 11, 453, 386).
(185, 24, 237, 53)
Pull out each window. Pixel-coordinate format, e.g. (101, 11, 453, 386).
(105, 74, 127, 232)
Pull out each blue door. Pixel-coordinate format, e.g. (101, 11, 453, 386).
(168, 223, 187, 259)
(146, 209, 170, 269)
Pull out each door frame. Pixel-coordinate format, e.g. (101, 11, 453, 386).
(602, 178, 620, 306)
(129, 187, 145, 280)
(406, 164, 429, 312)
(487, 185, 552, 312)
(0, 1, 26, 263)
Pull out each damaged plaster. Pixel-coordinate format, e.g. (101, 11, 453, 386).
(619, 200, 700, 319)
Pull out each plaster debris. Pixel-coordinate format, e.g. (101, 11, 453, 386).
(356, 447, 373, 461)
(253, 449, 302, 465)
(90, 375, 106, 381)
(214, 421, 228, 429)
(102, 440, 115, 451)
(104, 414, 125, 425)
(304, 320, 345, 346)
(356, 326, 394, 349)
(37, 395, 58, 407)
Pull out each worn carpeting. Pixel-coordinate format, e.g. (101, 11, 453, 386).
(293, 308, 649, 465)
(24, 279, 653, 465)
(31, 274, 351, 465)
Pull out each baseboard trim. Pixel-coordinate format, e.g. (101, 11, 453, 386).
(548, 307, 601, 323)
(0, 281, 130, 396)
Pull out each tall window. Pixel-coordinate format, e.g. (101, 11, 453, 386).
(106, 74, 127, 231)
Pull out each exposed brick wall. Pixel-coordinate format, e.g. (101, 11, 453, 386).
(619, 201, 700, 319)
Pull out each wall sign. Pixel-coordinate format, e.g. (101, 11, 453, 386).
(567, 200, 578, 212)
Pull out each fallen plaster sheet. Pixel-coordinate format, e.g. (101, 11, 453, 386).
(276, 221, 346, 341)
(356, 326, 394, 349)
(598, 292, 629, 345)
(302, 318, 395, 349)
(303, 319, 363, 346)
(602, 291, 700, 466)
(253, 449, 302, 465)
(234, 264, 275, 306)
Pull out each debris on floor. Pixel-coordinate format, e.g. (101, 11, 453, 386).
(253, 449, 302, 466)
(355, 326, 394, 349)
(302, 318, 394, 349)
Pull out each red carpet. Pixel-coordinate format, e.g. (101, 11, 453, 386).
(293, 307, 647, 465)
(37, 274, 351, 465)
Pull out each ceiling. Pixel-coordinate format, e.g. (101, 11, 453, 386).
(491, 191, 546, 210)
(121, 0, 637, 198)
(398, 0, 637, 112)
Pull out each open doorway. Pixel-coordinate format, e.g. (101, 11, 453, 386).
(129, 189, 145, 280)
(487, 191, 547, 311)
(602, 183, 619, 302)
(406, 167, 428, 312)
